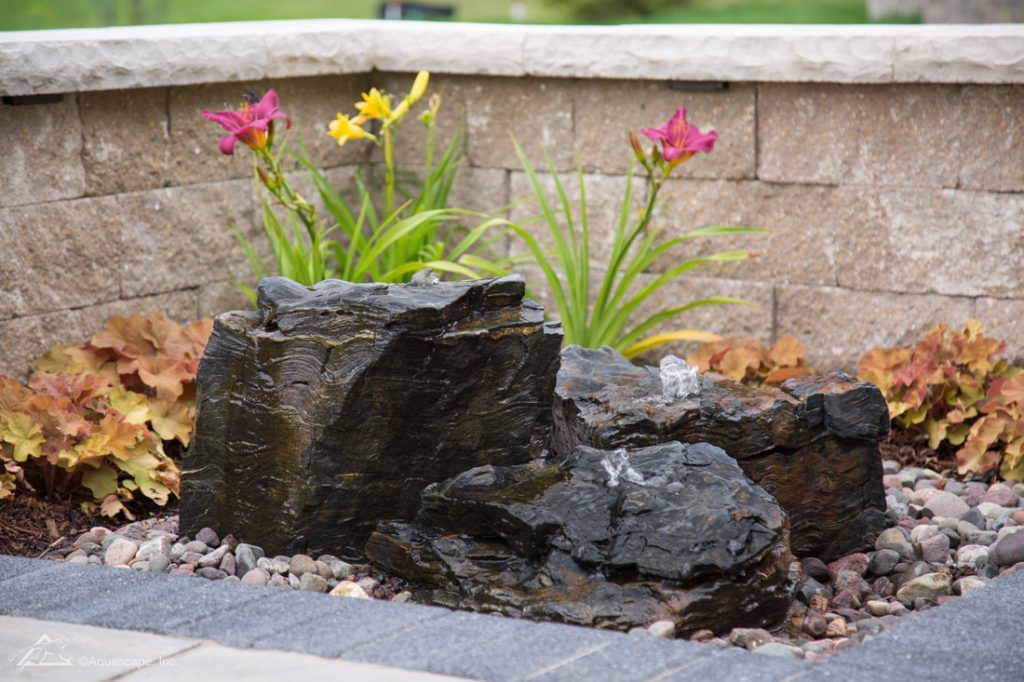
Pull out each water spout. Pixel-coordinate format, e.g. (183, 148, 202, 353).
(660, 355, 700, 400)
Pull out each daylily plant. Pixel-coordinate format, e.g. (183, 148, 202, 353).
(201, 74, 515, 296)
(511, 105, 765, 358)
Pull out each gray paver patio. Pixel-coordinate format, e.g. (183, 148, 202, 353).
(2, 555, 1022, 681)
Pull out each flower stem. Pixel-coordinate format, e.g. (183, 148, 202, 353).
(383, 127, 396, 219)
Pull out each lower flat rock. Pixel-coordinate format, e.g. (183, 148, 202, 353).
(367, 441, 794, 635)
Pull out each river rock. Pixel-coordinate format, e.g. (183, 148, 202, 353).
(896, 573, 951, 607)
(181, 275, 562, 556)
(551, 346, 888, 561)
(368, 441, 793, 636)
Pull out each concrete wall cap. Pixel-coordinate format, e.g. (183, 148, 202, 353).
(2, 20, 1024, 96)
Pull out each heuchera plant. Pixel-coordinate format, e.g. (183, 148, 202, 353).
(511, 106, 766, 358)
(857, 320, 1024, 480)
(0, 312, 210, 518)
(687, 336, 816, 385)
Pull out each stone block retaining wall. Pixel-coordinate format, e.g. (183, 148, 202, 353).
(1, 22, 1022, 374)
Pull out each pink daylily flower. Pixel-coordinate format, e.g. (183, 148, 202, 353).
(201, 90, 291, 155)
(641, 107, 718, 165)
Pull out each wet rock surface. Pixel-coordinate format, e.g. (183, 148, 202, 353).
(181, 275, 562, 557)
(552, 346, 889, 560)
(366, 441, 794, 635)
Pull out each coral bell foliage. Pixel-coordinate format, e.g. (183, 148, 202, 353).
(0, 312, 210, 518)
(858, 320, 1024, 480)
(687, 336, 816, 385)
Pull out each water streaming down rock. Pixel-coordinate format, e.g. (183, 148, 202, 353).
(552, 345, 889, 561)
(367, 441, 794, 635)
(180, 274, 562, 557)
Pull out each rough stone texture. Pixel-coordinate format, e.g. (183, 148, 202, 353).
(181, 274, 562, 556)
(0, 95, 85, 207)
(5, 24, 1024, 101)
(572, 80, 755, 179)
(758, 84, 961, 188)
(80, 87, 172, 195)
(269, 75, 371, 171)
(552, 345, 889, 560)
(960, 85, 1024, 192)
(834, 187, 1024, 298)
(463, 76, 575, 172)
(0, 197, 120, 321)
(975, 297, 1024, 364)
(166, 82, 267, 186)
(198, 281, 252, 319)
(367, 442, 793, 636)
(118, 180, 259, 297)
(0, 291, 199, 378)
(776, 285, 975, 371)
(924, 0, 1024, 23)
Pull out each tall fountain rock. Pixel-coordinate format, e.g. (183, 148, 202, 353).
(368, 441, 793, 635)
(180, 275, 563, 556)
(552, 346, 889, 561)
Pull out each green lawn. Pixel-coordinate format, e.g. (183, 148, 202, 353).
(0, 0, 918, 31)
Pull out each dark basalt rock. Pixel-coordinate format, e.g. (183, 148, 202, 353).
(552, 345, 889, 560)
(180, 275, 562, 557)
(367, 441, 793, 635)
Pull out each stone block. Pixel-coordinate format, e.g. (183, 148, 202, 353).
(0, 290, 198, 378)
(776, 285, 974, 371)
(0, 95, 85, 207)
(370, 73, 574, 172)
(198, 281, 251, 319)
(0, 196, 122, 320)
(833, 186, 1024, 298)
(462, 76, 574, 171)
(118, 180, 259, 298)
(758, 83, 962, 188)
(573, 80, 755, 179)
(975, 297, 1024, 364)
(80, 87, 172, 195)
(269, 75, 371, 171)
(959, 85, 1024, 192)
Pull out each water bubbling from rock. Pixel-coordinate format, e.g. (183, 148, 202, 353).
(601, 448, 645, 487)
(660, 355, 700, 400)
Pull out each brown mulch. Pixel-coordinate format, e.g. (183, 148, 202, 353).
(0, 495, 101, 557)
(878, 430, 996, 484)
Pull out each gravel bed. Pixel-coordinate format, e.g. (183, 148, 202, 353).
(36, 459, 1024, 661)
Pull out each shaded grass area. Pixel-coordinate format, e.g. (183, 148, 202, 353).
(1, 0, 919, 31)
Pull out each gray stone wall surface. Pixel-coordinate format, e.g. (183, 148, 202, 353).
(1, 74, 1022, 375)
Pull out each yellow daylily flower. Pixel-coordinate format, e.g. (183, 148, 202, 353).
(355, 87, 392, 121)
(327, 113, 375, 147)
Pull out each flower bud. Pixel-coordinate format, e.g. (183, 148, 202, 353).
(629, 131, 650, 170)
(409, 71, 430, 103)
